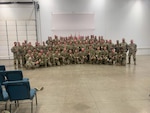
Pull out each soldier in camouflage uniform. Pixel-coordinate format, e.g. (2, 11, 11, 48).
(120, 38, 128, 64)
(67, 49, 74, 64)
(101, 46, 109, 64)
(46, 51, 53, 67)
(128, 40, 137, 65)
(108, 48, 117, 65)
(17, 42, 22, 68)
(74, 49, 80, 64)
(87, 45, 96, 64)
(25, 50, 32, 61)
(108, 40, 114, 52)
(60, 48, 68, 65)
(54, 50, 61, 66)
(26, 55, 36, 69)
(117, 47, 126, 66)
(79, 47, 87, 64)
(11, 42, 20, 68)
(35, 52, 46, 67)
(46, 36, 52, 45)
(115, 40, 120, 53)
(95, 47, 102, 64)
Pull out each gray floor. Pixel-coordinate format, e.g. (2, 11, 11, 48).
(1, 55, 150, 113)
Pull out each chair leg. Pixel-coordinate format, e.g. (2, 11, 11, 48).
(15, 101, 17, 107)
(5, 101, 8, 110)
(17, 101, 19, 107)
(35, 93, 38, 105)
(5, 102, 7, 110)
(9, 103, 12, 113)
(31, 101, 33, 113)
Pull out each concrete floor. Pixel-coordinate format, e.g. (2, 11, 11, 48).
(0, 55, 150, 113)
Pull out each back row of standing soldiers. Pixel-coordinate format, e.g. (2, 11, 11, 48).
(11, 35, 137, 69)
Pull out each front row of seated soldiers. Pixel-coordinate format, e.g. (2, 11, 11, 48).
(25, 46, 127, 69)
(11, 36, 137, 69)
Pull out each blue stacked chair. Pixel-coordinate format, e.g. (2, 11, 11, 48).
(3, 80, 37, 113)
(5, 70, 28, 81)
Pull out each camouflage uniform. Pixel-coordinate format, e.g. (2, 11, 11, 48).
(11, 42, 20, 68)
(95, 47, 102, 64)
(25, 56, 36, 69)
(74, 49, 80, 64)
(60, 49, 68, 65)
(79, 48, 87, 64)
(128, 40, 137, 65)
(101, 47, 109, 64)
(120, 38, 128, 64)
(108, 49, 117, 65)
(54, 50, 61, 66)
(67, 50, 74, 64)
(116, 48, 126, 66)
(36, 53, 46, 67)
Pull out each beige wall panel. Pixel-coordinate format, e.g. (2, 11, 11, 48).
(27, 31, 36, 35)
(26, 20, 35, 25)
(0, 36, 7, 41)
(7, 21, 16, 25)
(0, 41, 7, 46)
(27, 26, 35, 31)
(7, 31, 16, 36)
(17, 31, 26, 36)
(17, 26, 26, 31)
(0, 21, 5, 25)
(28, 36, 36, 40)
(18, 36, 27, 42)
(0, 31, 6, 36)
(8, 36, 17, 41)
(0, 26, 6, 30)
(17, 21, 26, 26)
(7, 26, 16, 31)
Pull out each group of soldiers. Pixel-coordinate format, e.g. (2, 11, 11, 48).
(11, 35, 137, 69)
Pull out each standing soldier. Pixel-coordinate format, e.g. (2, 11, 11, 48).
(120, 38, 128, 52)
(22, 42, 27, 66)
(128, 40, 137, 65)
(11, 42, 19, 68)
(120, 38, 128, 64)
(46, 36, 52, 45)
(115, 40, 121, 54)
(108, 40, 114, 52)
(17, 42, 22, 68)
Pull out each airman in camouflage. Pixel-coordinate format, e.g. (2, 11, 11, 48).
(128, 40, 137, 65)
(11, 42, 19, 68)
(101, 46, 109, 64)
(67, 49, 74, 64)
(74, 49, 80, 64)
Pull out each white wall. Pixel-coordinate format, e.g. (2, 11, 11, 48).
(38, 0, 150, 55)
(0, 3, 37, 59)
